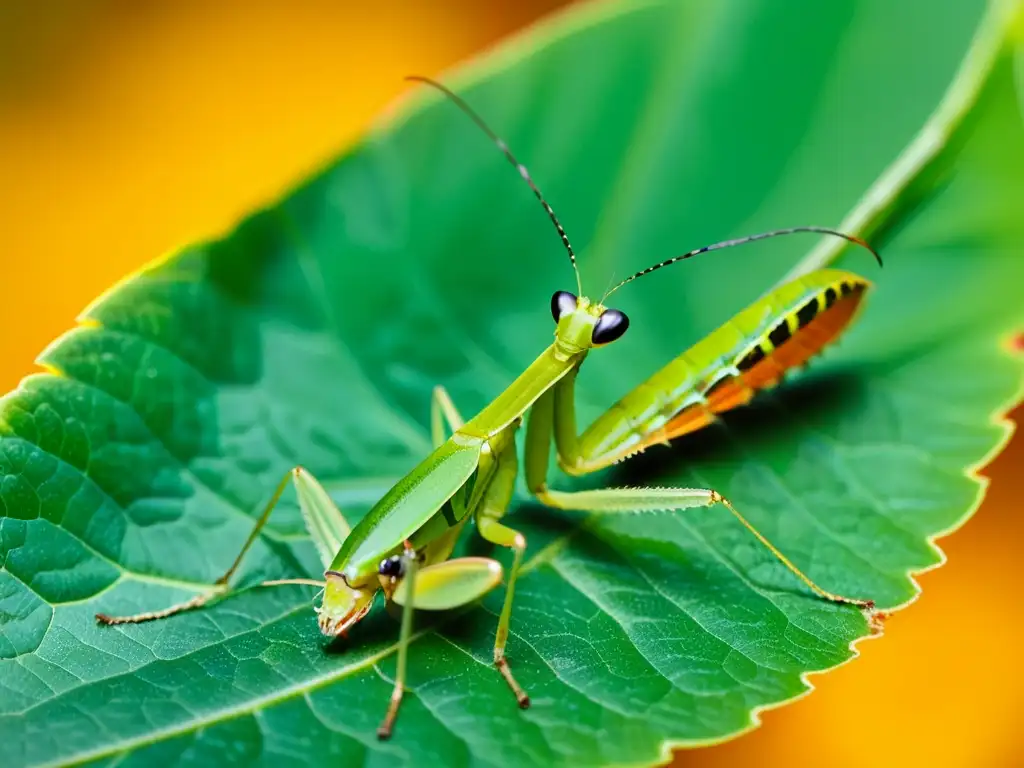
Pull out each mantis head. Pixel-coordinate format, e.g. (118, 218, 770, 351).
(551, 291, 629, 353)
(317, 571, 377, 636)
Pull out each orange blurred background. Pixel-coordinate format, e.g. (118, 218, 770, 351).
(1, 3, 1021, 766)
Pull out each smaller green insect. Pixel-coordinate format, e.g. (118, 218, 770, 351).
(96, 76, 883, 739)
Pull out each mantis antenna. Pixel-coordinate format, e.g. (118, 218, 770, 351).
(604, 226, 882, 300)
(407, 75, 584, 296)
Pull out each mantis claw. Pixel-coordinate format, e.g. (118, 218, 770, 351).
(377, 687, 403, 740)
(495, 655, 530, 709)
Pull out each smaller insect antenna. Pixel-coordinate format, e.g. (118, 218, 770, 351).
(407, 75, 583, 296)
(604, 227, 881, 300)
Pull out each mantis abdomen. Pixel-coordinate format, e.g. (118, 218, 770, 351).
(576, 268, 870, 468)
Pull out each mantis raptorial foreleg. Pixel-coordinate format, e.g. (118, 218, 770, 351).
(96, 468, 348, 625)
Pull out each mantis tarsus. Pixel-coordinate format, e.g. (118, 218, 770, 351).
(96, 75, 884, 739)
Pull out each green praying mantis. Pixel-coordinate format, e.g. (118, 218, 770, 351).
(96, 76, 884, 739)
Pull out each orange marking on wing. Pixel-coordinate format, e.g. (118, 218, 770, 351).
(660, 378, 754, 443)
(663, 285, 866, 443)
(660, 404, 717, 442)
(591, 284, 868, 465)
(757, 286, 864, 375)
(706, 374, 755, 412)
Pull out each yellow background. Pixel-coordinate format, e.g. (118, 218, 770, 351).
(1, 3, 1021, 765)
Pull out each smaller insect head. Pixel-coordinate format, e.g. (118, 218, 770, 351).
(377, 548, 419, 602)
(378, 555, 405, 582)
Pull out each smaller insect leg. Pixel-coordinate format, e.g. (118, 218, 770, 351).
(96, 468, 348, 625)
(379, 554, 505, 740)
(473, 433, 531, 708)
(378, 543, 420, 740)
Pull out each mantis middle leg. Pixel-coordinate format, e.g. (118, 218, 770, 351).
(95, 468, 348, 624)
(473, 429, 530, 707)
(97, 385, 467, 627)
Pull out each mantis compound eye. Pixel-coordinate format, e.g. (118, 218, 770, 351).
(378, 555, 405, 578)
(592, 309, 629, 345)
(551, 290, 578, 322)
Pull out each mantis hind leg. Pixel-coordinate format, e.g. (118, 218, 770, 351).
(525, 387, 882, 630)
(96, 467, 348, 625)
(540, 486, 879, 626)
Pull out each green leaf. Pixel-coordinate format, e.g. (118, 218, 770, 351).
(2, 0, 1023, 765)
